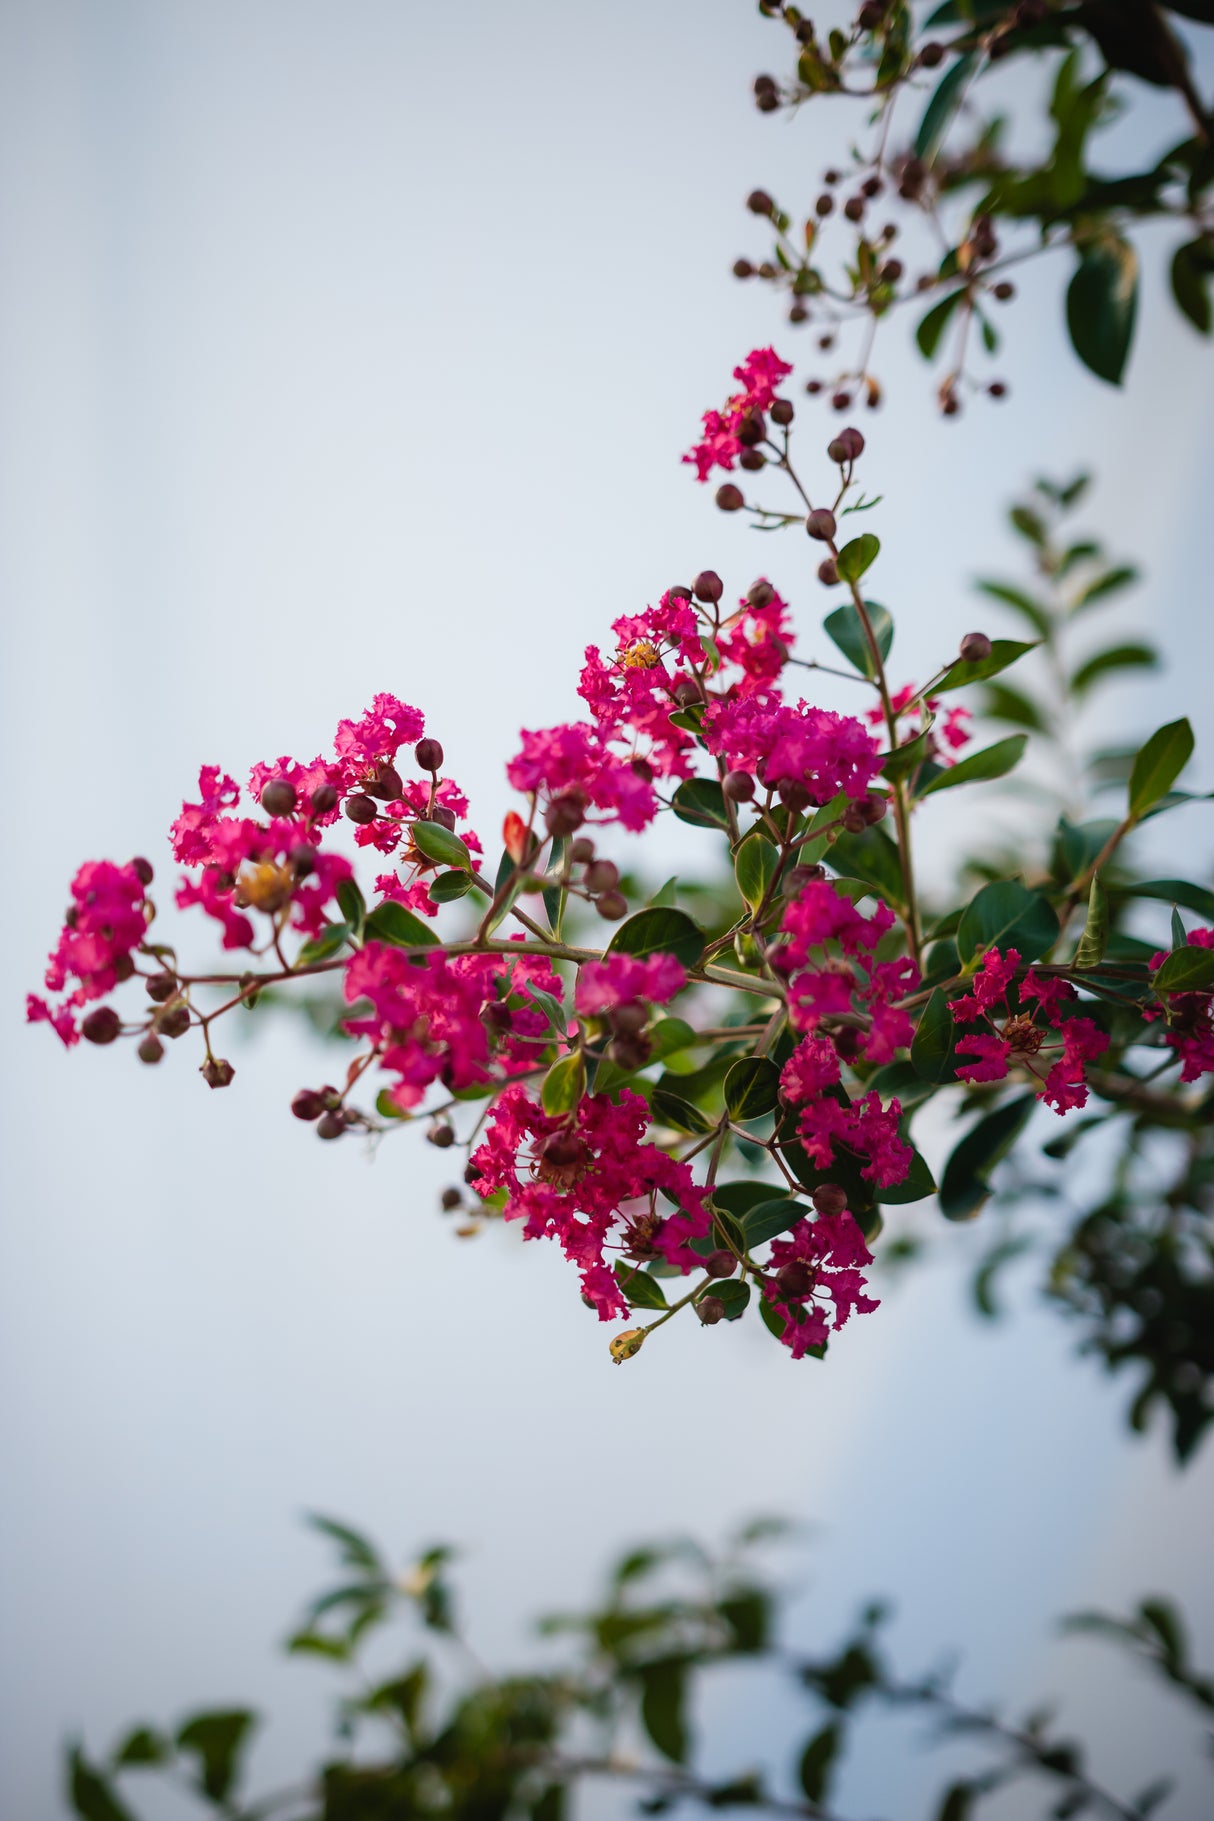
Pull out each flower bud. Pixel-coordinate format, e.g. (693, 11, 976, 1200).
(610, 1000, 649, 1037)
(464, 1159, 483, 1184)
(541, 1131, 584, 1168)
(157, 1005, 190, 1039)
(415, 737, 444, 772)
(715, 484, 744, 512)
(609, 1328, 646, 1363)
(723, 769, 756, 802)
(483, 1000, 513, 1032)
(260, 779, 298, 817)
(672, 676, 701, 708)
(988, 381, 1008, 399)
(137, 1033, 164, 1065)
(805, 508, 836, 541)
(811, 1183, 849, 1216)
(667, 584, 692, 601)
(833, 1026, 863, 1062)
(778, 778, 812, 812)
(366, 765, 404, 801)
(146, 972, 176, 1002)
(630, 757, 655, 783)
(310, 783, 338, 816)
(696, 1296, 725, 1326)
(430, 804, 457, 831)
(736, 409, 765, 447)
(919, 40, 944, 67)
(747, 578, 776, 608)
(992, 281, 1015, 301)
(844, 194, 865, 223)
(608, 1033, 652, 1071)
(858, 0, 885, 27)
(733, 258, 755, 279)
(815, 192, 834, 217)
(831, 391, 852, 411)
(770, 397, 794, 426)
(570, 836, 596, 863)
(545, 793, 586, 837)
(289, 844, 317, 878)
(428, 1122, 456, 1148)
(842, 803, 867, 833)
(705, 1249, 737, 1279)
(440, 1187, 463, 1211)
(316, 1109, 346, 1139)
(738, 450, 765, 472)
(785, 864, 826, 894)
(202, 1056, 235, 1089)
(596, 890, 628, 922)
(693, 569, 724, 603)
(344, 792, 377, 825)
(584, 859, 620, 894)
(959, 632, 992, 663)
(859, 793, 888, 824)
(817, 558, 839, 586)
(292, 1089, 326, 1121)
(131, 856, 155, 887)
(112, 954, 136, 984)
(746, 188, 775, 217)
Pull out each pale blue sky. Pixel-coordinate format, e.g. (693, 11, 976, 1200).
(2, 4, 1213, 1817)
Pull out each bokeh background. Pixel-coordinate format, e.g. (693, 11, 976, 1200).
(2, 2, 1213, 1816)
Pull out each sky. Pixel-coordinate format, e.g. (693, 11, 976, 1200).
(2, 3, 1213, 1817)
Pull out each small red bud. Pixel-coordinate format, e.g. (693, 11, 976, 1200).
(570, 836, 596, 863)
(715, 484, 745, 512)
(260, 779, 298, 817)
(131, 856, 155, 887)
(201, 1056, 235, 1089)
(771, 397, 794, 426)
(817, 558, 839, 586)
(316, 1109, 346, 1139)
(959, 632, 992, 663)
(428, 1122, 456, 1148)
(693, 569, 724, 603)
(723, 769, 756, 802)
(545, 793, 586, 837)
(696, 1295, 726, 1325)
(310, 783, 338, 816)
(805, 508, 837, 541)
(584, 859, 620, 894)
(137, 1034, 164, 1065)
(292, 1089, 326, 1121)
(596, 890, 629, 921)
(746, 188, 775, 217)
(344, 793, 377, 825)
(704, 1250, 737, 1279)
(811, 1183, 849, 1215)
(414, 737, 444, 772)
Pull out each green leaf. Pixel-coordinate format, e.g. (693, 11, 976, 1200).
(607, 907, 704, 970)
(828, 824, 904, 906)
(364, 901, 441, 949)
(1073, 873, 1108, 968)
(651, 1088, 713, 1133)
(711, 1180, 779, 1221)
(974, 581, 1051, 637)
(957, 879, 1059, 964)
(409, 819, 472, 869)
(915, 53, 979, 161)
(823, 600, 894, 678)
(1070, 642, 1156, 696)
(614, 1263, 669, 1311)
(543, 835, 568, 939)
(734, 832, 780, 910)
(799, 1723, 841, 1805)
(936, 1783, 975, 1821)
(1152, 947, 1214, 993)
(113, 1728, 168, 1767)
(933, 639, 1040, 693)
(175, 1710, 255, 1804)
(1066, 236, 1139, 384)
(911, 989, 957, 1083)
(939, 1094, 1036, 1221)
(1124, 879, 1214, 922)
(295, 921, 351, 965)
(1171, 236, 1214, 334)
(980, 682, 1047, 732)
(835, 533, 880, 585)
(743, 1197, 809, 1249)
(650, 1017, 697, 1059)
(712, 1278, 752, 1321)
(919, 734, 1027, 796)
(1128, 718, 1195, 819)
(68, 1749, 137, 1821)
(541, 1050, 585, 1116)
(671, 778, 730, 831)
(1071, 564, 1140, 610)
(639, 1659, 688, 1762)
(1171, 905, 1188, 951)
(306, 1514, 383, 1571)
(878, 1146, 937, 1205)
(429, 868, 474, 903)
(724, 1056, 782, 1121)
(916, 288, 966, 359)
(881, 728, 931, 782)
(336, 877, 366, 935)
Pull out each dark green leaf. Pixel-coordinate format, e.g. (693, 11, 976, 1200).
(823, 600, 894, 678)
(1124, 878, 1214, 922)
(828, 824, 904, 906)
(911, 989, 957, 1082)
(1070, 643, 1156, 696)
(957, 880, 1059, 964)
(724, 1056, 781, 1121)
(336, 878, 366, 935)
(712, 1278, 752, 1321)
(878, 1146, 937, 1205)
(306, 1514, 383, 1571)
(974, 581, 1051, 636)
(835, 533, 880, 585)
(799, 1723, 841, 1804)
(939, 1094, 1036, 1221)
(743, 1197, 809, 1249)
(1171, 236, 1214, 334)
(1072, 873, 1108, 968)
(295, 920, 351, 965)
(608, 907, 704, 970)
(1139, 1599, 1186, 1668)
(672, 778, 730, 831)
(68, 1748, 136, 1821)
(409, 819, 471, 869)
(936, 1783, 975, 1821)
(934, 639, 1040, 693)
(915, 53, 979, 160)
(712, 1180, 780, 1220)
(1152, 947, 1214, 993)
(651, 1088, 713, 1133)
(639, 1659, 689, 1763)
(919, 734, 1027, 796)
(541, 1051, 585, 1115)
(1070, 564, 1140, 610)
(916, 289, 966, 359)
(1128, 718, 1194, 819)
(614, 1263, 669, 1310)
(429, 869, 474, 903)
(1066, 237, 1139, 384)
(113, 1728, 168, 1767)
(980, 681, 1047, 732)
(175, 1710, 255, 1804)
(881, 728, 931, 782)
(363, 901, 441, 949)
(734, 833, 780, 910)
(650, 1017, 697, 1059)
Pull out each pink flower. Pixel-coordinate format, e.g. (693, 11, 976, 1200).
(28, 859, 150, 1045)
(703, 695, 882, 807)
(797, 1091, 912, 1187)
(866, 685, 972, 764)
(761, 1212, 879, 1360)
(171, 767, 243, 866)
(716, 584, 795, 694)
(779, 877, 894, 973)
(683, 347, 793, 482)
(948, 947, 1022, 1023)
(955, 1033, 1012, 1084)
(780, 1036, 841, 1104)
(507, 722, 661, 831)
(575, 953, 687, 1017)
(332, 693, 425, 779)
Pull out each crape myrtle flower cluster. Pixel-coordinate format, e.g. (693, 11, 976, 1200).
(28, 346, 1211, 1367)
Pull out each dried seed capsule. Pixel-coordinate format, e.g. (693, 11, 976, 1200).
(292, 1088, 326, 1121)
(344, 792, 377, 825)
(811, 1183, 849, 1215)
(415, 737, 444, 772)
(157, 1005, 190, 1039)
(596, 890, 629, 921)
(697, 1295, 726, 1325)
(202, 1057, 235, 1089)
